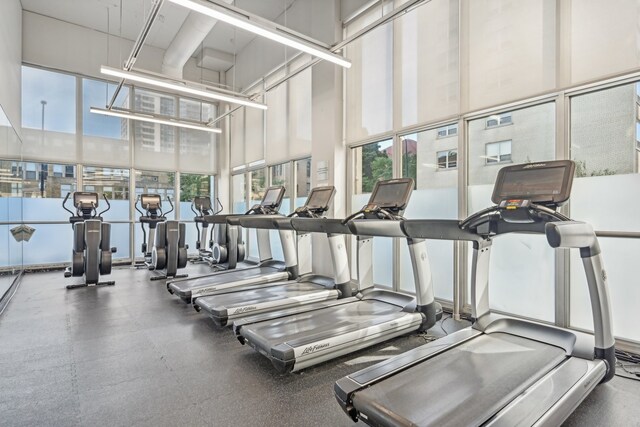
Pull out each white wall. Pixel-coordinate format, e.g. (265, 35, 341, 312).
(0, 0, 22, 134)
(22, 11, 219, 85)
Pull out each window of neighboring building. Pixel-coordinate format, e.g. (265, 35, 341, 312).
(437, 150, 458, 169)
(486, 112, 512, 128)
(436, 124, 458, 138)
(485, 141, 512, 164)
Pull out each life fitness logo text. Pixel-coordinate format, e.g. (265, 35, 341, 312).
(301, 343, 330, 355)
(232, 306, 257, 315)
(523, 163, 547, 169)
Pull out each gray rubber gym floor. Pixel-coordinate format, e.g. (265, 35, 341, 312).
(1, 265, 638, 426)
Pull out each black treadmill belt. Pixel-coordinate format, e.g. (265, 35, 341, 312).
(351, 333, 566, 427)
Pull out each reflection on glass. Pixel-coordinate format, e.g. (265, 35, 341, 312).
(353, 139, 393, 194)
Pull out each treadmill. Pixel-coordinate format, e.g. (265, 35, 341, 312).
(193, 186, 357, 327)
(235, 178, 442, 373)
(335, 160, 616, 427)
(167, 186, 288, 303)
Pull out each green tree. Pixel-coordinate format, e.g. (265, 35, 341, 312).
(361, 144, 393, 192)
(180, 174, 210, 202)
(574, 160, 616, 178)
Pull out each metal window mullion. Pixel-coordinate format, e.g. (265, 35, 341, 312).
(555, 93, 571, 327)
(130, 167, 136, 264)
(392, 132, 402, 292)
(455, 116, 469, 320)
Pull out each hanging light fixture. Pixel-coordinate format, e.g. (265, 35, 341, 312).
(167, 0, 351, 69)
(100, 66, 267, 110)
(90, 107, 222, 133)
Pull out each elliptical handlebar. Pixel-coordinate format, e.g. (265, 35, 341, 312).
(97, 194, 112, 218)
(164, 196, 174, 216)
(213, 198, 223, 215)
(62, 192, 74, 216)
(134, 195, 144, 217)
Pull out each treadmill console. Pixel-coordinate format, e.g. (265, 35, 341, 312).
(344, 178, 414, 223)
(292, 186, 336, 218)
(247, 186, 286, 214)
(492, 160, 575, 207)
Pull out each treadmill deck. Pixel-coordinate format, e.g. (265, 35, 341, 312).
(349, 332, 567, 427)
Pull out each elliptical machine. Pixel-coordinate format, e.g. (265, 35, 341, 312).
(135, 194, 188, 281)
(62, 192, 117, 290)
(190, 196, 223, 266)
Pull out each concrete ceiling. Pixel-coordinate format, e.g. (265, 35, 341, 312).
(21, 0, 297, 70)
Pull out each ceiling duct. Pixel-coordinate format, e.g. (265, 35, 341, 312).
(161, 0, 234, 78)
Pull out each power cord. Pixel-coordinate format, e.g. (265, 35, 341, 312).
(614, 348, 640, 382)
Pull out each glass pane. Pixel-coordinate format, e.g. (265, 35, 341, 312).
(83, 166, 131, 260)
(21, 66, 77, 162)
(0, 158, 23, 269)
(232, 173, 246, 214)
(570, 238, 640, 342)
(179, 173, 213, 254)
(467, 102, 556, 321)
(22, 66, 76, 133)
(569, 82, 640, 342)
(270, 163, 291, 215)
(22, 162, 77, 222)
(399, 129, 458, 300)
(351, 139, 394, 287)
(345, 8, 393, 142)
(398, 0, 459, 127)
(294, 158, 311, 208)
(82, 166, 130, 219)
(134, 170, 175, 219)
(352, 139, 393, 194)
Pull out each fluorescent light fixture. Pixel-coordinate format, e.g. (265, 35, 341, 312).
(100, 66, 267, 110)
(90, 107, 222, 133)
(168, 0, 351, 69)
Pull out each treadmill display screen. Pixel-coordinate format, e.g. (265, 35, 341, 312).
(492, 161, 574, 205)
(305, 188, 335, 210)
(261, 187, 284, 207)
(370, 180, 413, 208)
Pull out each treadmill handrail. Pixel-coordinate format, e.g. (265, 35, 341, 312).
(348, 219, 405, 238)
(232, 214, 285, 229)
(290, 217, 353, 235)
(401, 219, 483, 242)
